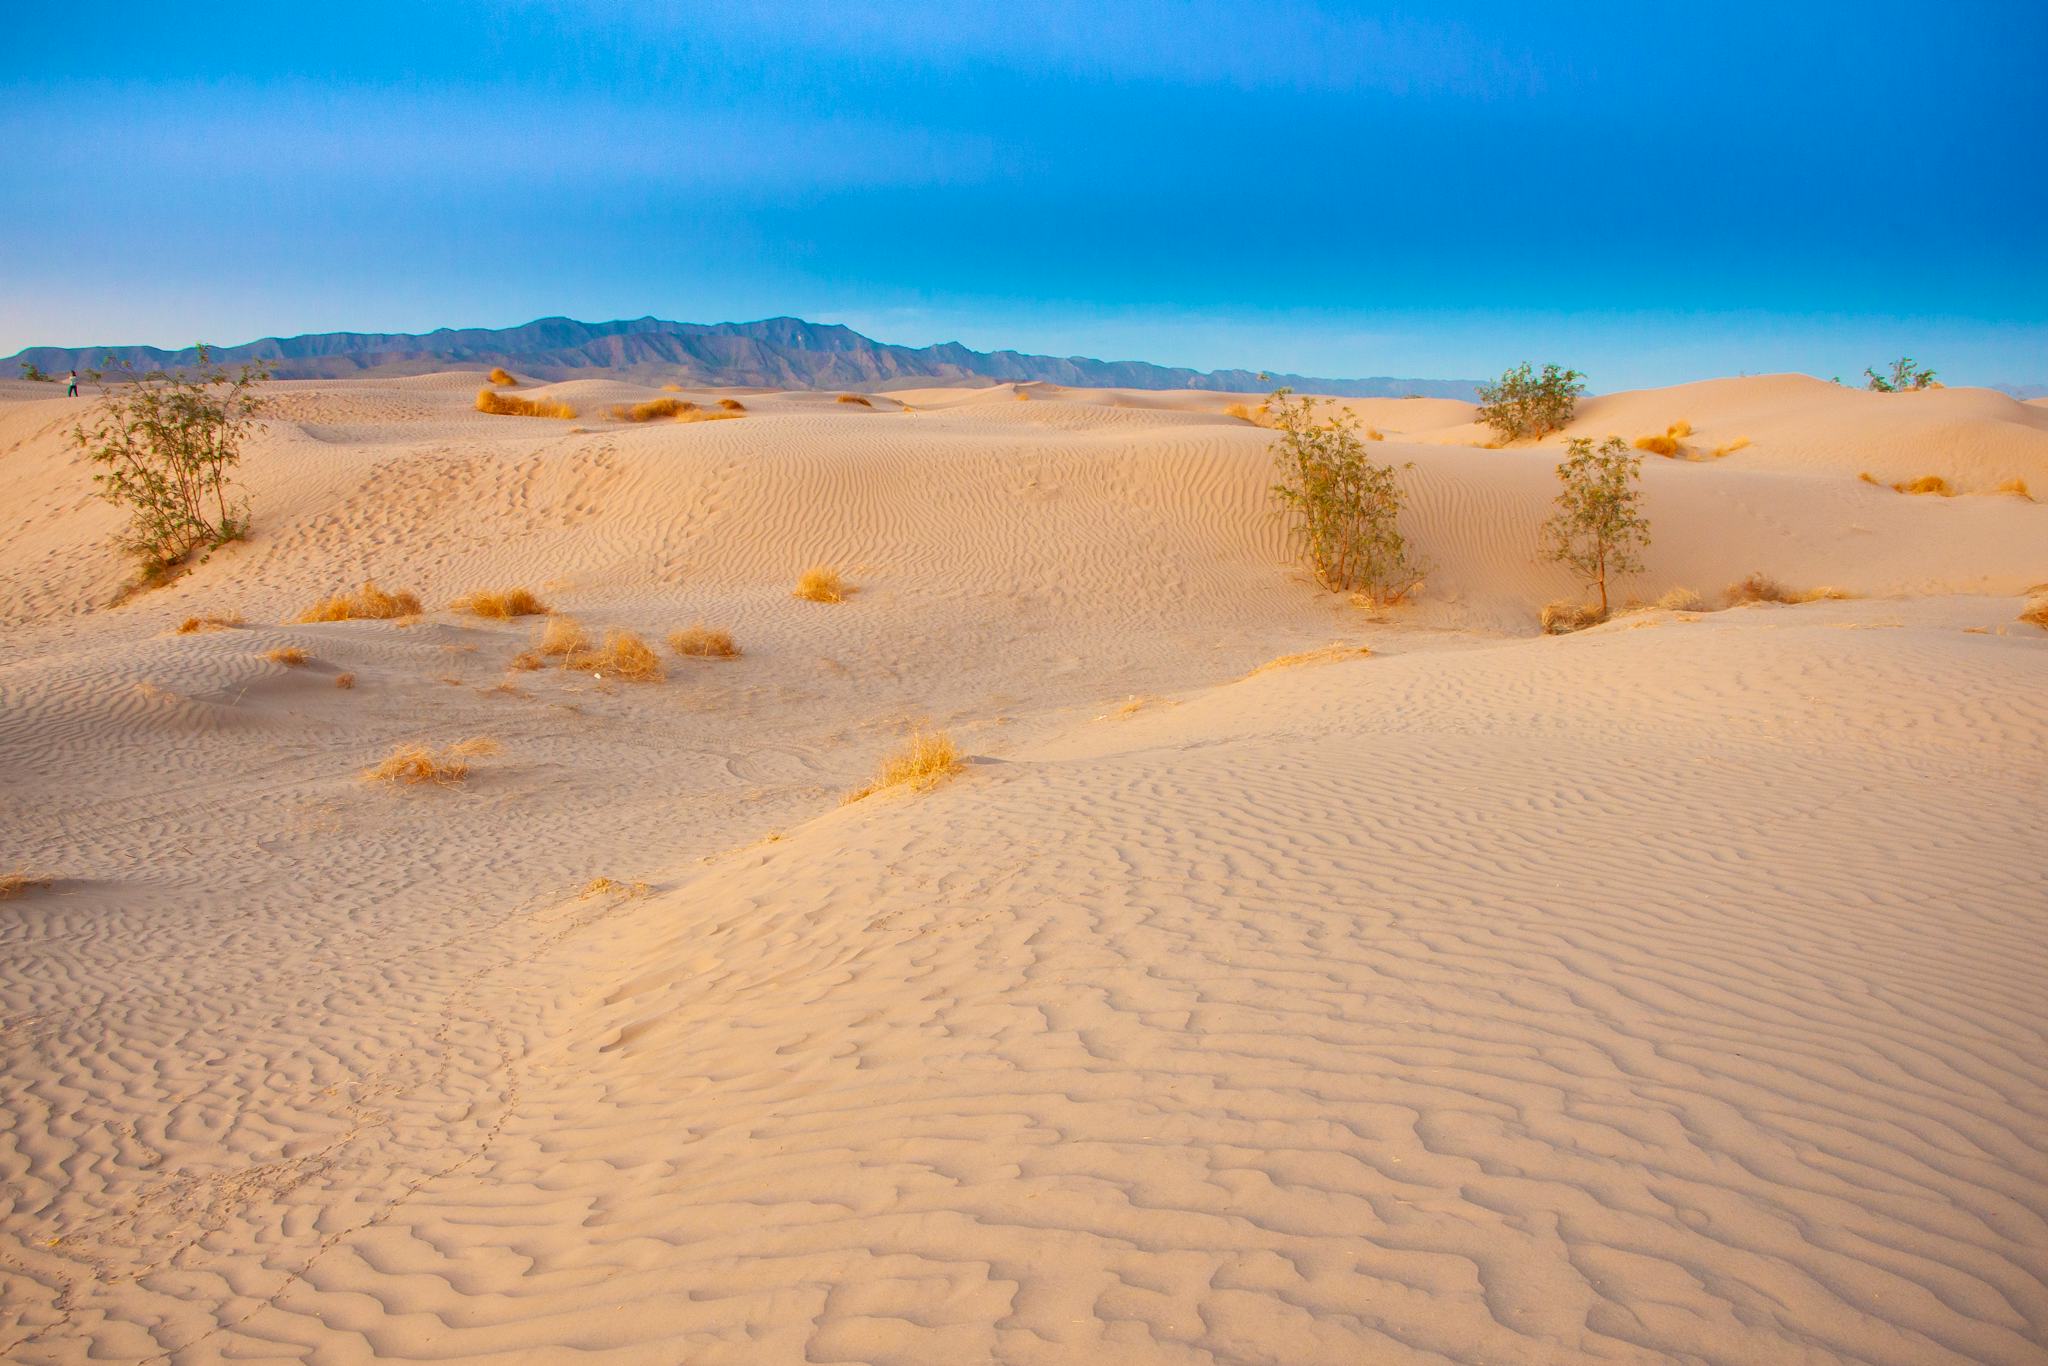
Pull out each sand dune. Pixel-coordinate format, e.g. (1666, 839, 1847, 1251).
(2, 374, 2043, 1362)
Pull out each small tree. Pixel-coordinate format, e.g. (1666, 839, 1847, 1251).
(1267, 388, 1424, 602)
(1477, 362, 1584, 441)
(1542, 436, 1648, 617)
(20, 361, 53, 382)
(1865, 357, 1936, 392)
(73, 345, 270, 577)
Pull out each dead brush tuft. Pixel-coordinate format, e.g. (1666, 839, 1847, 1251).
(2018, 596, 2048, 630)
(360, 743, 471, 786)
(580, 876, 651, 899)
(1891, 475, 1955, 496)
(562, 628, 664, 681)
(845, 731, 962, 803)
(299, 580, 423, 623)
(453, 587, 549, 619)
(1653, 586, 1706, 612)
(445, 735, 500, 758)
(611, 396, 695, 422)
(175, 612, 242, 634)
(533, 615, 590, 657)
(1541, 601, 1607, 634)
(1994, 478, 2031, 499)
(1223, 401, 1273, 426)
(793, 566, 851, 603)
(264, 646, 310, 667)
(1245, 644, 1373, 678)
(476, 388, 576, 419)
(1710, 437, 1752, 458)
(661, 383, 684, 393)
(718, 398, 746, 412)
(335, 672, 356, 689)
(1724, 573, 1855, 606)
(488, 367, 518, 386)
(669, 624, 740, 658)
(2, 868, 53, 900)
(835, 393, 873, 407)
(1632, 422, 1693, 458)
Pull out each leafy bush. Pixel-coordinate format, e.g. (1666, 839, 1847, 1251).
(72, 345, 268, 578)
(1266, 389, 1424, 603)
(20, 362, 52, 382)
(1866, 358, 1936, 392)
(1476, 362, 1584, 441)
(1542, 436, 1648, 616)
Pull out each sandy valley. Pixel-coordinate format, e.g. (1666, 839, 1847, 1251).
(2, 372, 2045, 1363)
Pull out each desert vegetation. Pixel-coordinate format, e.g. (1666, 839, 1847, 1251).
(1245, 644, 1373, 678)
(264, 646, 310, 667)
(1266, 388, 1423, 604)
(1994, 478, 2031, 498)
(561, 628, 664, 682)
(845, 731, 961, 802)
(453, 587, 549, 619)
(1891, 475, 1955, 496)
(718, 398, 746, 412)
(360, 742, 477, 786)
(669, 625, 740, 658)
(1866, 357, 1938, 392)
(533, 615, 590, 658)
(299, 581, 423, 623)
(1540, 601, 1607, 635)
(794, 566, 851, 603)
(476, 388, 575, 419)
(1724, 574, 1852, 606)
(335, 672, 356, 689)
(1650, 586, 1706, 612)
(1477, 362, 1584, 441)
(1, 868, 52, 899)
(73, 345, 269, 587)
(836, 393, 873, 407)
(2020, 595, 2048, 629)
(174, 612, 242, 634)
(1542, 436, 1648, 619)
(580, 876, 651, 899)
(1632, 421, 1693, 457)
(487, 367, 518, 386)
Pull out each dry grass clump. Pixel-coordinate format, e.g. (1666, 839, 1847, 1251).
(793, 566, 851, 603)
(360, 744, 471, 786)
(845, 731, 962, 802)
(562, 628, 664, 681)
(1724, 573, 1853, 606)
(1541, 601, 1607, 634)
(445, 735, 501, 758)
(718, 398, 746, 412)
(1365, 428, 1385, 441)
(1653, 586, 1706, 612)
(1711, 437, 1751, 458)
(476, 388, 576, 419)
(1892, 475, 1955, 496)
(1245, 644, 1373, 678)
(1, 868, 52, 900)
(175, 612, 242, 634)
(1632, 422, 1694, 458)
(836, 393, 873, 407)
(1223, 401, 1274, 426)
(661, 383, 684, 393)
(509, 650, 544, 671)
(2019, 597, 2048, 629)
(335, 672, 355, 690)
(298, 581, 423, 623)
(264, 646, 310, 667)
(453, 587, 549, 619)
(580, 876, 651, 899)
(1994, 478, 2031, 499)
(488, 367, 518, 386)
(612, 396, 695, 422)
(669, 624, 740, 658)
(534, 615, 590, 657)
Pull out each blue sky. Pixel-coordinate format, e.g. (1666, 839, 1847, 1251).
(4, 0, 2044, 389)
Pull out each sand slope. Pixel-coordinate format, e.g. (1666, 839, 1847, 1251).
(2, 376, 2044, 1363)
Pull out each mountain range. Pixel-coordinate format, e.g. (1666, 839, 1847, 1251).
(6, 316, 1482, 400)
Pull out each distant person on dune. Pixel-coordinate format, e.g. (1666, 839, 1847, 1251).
(65, 370, 77, 397)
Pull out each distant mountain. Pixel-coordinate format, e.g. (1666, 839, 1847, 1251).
(6, 316, 1482, 400)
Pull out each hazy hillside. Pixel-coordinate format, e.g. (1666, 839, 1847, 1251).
(5, 315, 1481, 398)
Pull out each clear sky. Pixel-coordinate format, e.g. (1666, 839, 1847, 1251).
(5, 1, 2044, 390)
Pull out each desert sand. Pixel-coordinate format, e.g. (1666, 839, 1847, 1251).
(1, 373, 2044, 1363)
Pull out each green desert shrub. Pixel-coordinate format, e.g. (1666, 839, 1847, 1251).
(1542, 436, 1648, 617)
(1477, 362, 1584, 441)
(1266, 388, 1424, 603)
